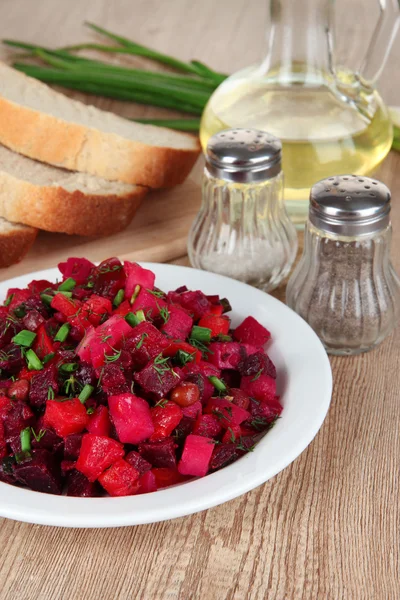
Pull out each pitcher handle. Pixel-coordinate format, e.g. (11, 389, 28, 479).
(359, 0, 400, 84)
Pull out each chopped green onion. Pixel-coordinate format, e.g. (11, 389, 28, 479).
(47, 387, 55, 400)
(79, 384, 94, 404)
(54, 323, 70, 342)
(58, 277, 76, 292)
(190, 325, 212, 343)
(209, 376, 227, 392)
(20, 427, 31, 453)
(113, 289, 125, 308)
(59, 291, 73, 298)
(4, 294, 14, 307)
(12, 330, 37, 348)
(13, 305, 26, 318)
(175, 350, 195, 366)
(86, 406, 95, 415)
(25, 349, 43, 371)
(40, 293, 53, 306)
(125, 310, 146, 327)
(130, 284, 141, 304)
(43, 352, 55, 365)
(60, 362, 78, 373)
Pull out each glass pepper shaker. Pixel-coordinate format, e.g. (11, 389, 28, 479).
(286, 175, 400, 355)
(188, 128, 297, 292)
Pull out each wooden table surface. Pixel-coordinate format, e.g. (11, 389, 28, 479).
(1, 1, 400, 599)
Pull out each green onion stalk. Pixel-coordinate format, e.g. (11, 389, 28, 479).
(3, 23, 228, 132)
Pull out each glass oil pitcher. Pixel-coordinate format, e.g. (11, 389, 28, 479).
(200, 0, 400, 225)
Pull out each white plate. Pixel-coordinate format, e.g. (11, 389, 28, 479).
(0, 263, 332, 528)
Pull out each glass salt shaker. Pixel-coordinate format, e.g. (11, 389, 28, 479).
(188, 128, 297, 292)
(287, 175, 400, 355)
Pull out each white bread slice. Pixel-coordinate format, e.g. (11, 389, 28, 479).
(0, 144, 146, 236)
(0, 217, 37, 268)
(0, 62, 200, 188)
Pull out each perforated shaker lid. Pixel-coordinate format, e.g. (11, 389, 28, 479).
(205, 128, 282, 183)
(309, 175, 391, 236)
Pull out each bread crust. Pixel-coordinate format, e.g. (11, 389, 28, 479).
(0, 224, 37, 268)
(0, 172, 147, 236)
(0, 95, 200, 188)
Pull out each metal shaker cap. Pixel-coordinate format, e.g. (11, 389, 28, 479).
(309, 175, 391, 236)
(205, 128, 282, 183)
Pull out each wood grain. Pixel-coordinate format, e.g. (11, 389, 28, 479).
(0, 2, 400, 599)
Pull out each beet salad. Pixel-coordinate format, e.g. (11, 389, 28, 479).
(0, 257, 282, 497)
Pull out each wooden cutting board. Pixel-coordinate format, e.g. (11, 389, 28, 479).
(0, 168, 202, 283)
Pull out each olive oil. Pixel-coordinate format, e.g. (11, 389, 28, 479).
(200, 77, 393, 225)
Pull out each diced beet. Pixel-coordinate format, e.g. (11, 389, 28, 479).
(138, 470, 157, 494)
(152, 467, 187, 489)
(108, 393, 154, 444)
(150, 401, 183, 441)
(76, 326, 96, 363)
(64, 433, 84, 460)
(67, 469, 100, 497)
(58, 257, 95, 285)
(76, 434, 124, 482)
(29, 364, 59, 408)
(22, 309, 45, 332)
(8, 379, 30, 402)
(0, 343, 25, 374)
(98, 459, 140, 496)
(193, 414, 222, 438)
(123, 262, 155, 300)
(210, 443, 239, 471)
(6, 289, 31, 311)
(91, 258, 126, 299)
(7, 434, 22, 454)
(181, 401, 202, 419)
(3, 400, 34, 438)
(221, 369, 241, 388)
(13, 449, 62, 495)
(240, 373, 276, 403)
(0, 458, 18, 484)
(222, 425, 241, 443)
(82, 295, 112, 327)
(178, 434, 214, 477)
(229, 388, 250, 411)
(131, 288, 167, 320)
(161, 305, 193, 340)
(237, 351, 277, 379)
(134, 361, 183, 399)
(61, 460, 76, 475)
(44, 399, 89, 437)
(198, 315, 230, 337)
(75, 361, 96, 387)
(125, 450, 152, 475)
(87, 406, 111, 437)
(51, 293, 82, 319)
(167, 290, 211, 320)
(0, 317, 20, 349)
(208, 342, 242, 370)
(33, 324, 55, 359)
(249, 397, 283, 424)
(234, 316, 271, 347)
(124, 322, 169, 369)
(205, 397, 251, 428)
(100, 364, 128, 395)
(31, 427, 64, 454)
(139, 438, 177, 468)
(171, 415, 195, 446)
(27, 280, 55, 295)
(90, 316, 132, 369)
